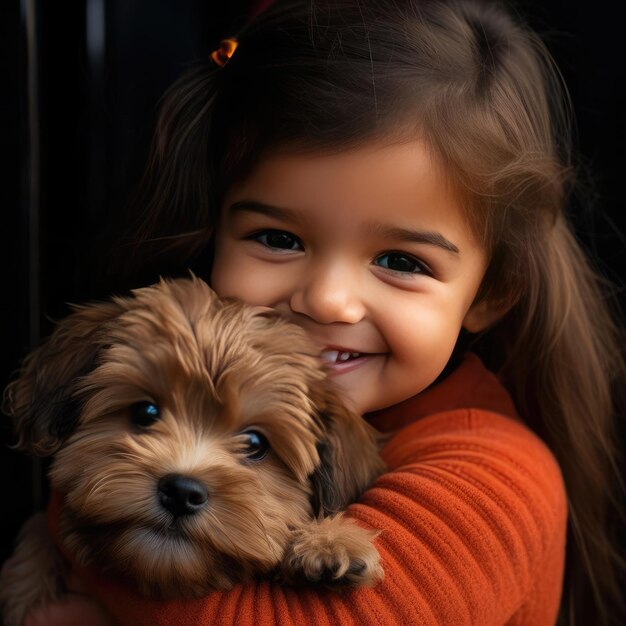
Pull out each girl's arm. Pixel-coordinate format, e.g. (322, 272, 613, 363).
(44, 408, 568, 626)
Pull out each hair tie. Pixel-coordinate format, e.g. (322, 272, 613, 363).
(210, 38, 238, 67)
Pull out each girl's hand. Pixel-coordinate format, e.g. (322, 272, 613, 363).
(23, 569, 115, 626)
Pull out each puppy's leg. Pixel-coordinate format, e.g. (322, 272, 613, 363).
(282, 513, 383, 587)
(0, 512, 68, 626)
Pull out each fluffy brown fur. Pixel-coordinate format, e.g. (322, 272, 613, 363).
(0, 276, 385, 625)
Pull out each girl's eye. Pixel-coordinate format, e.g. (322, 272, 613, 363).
(374, 252, 429, 275)
(130, 401, 160, 429)
(253, 230, 303, 251)
(240, 430, 270, 461)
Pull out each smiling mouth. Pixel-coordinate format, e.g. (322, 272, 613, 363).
(320, 349, 382, 375)
(321, 350, 365, 363)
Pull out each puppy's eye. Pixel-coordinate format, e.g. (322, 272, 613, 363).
(130, 401, 160, 429)
(241, 430, 270, 461)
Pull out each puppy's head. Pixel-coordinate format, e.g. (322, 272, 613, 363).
(4, 276, 384, 596)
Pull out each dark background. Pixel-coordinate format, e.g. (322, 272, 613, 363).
(1, 0, 625, 563)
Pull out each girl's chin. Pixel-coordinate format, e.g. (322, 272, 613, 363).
(326, 357, 380, 414)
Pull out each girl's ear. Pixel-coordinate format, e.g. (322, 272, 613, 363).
(462, 298, 510, 333)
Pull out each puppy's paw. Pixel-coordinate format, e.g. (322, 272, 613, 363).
(282, 513, 383, 587)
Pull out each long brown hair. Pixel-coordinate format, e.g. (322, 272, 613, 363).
(115, 1, 626, 623)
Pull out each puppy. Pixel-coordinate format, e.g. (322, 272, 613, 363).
(0, 276, 385, 625)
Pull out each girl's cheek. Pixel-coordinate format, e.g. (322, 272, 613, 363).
(210, 233, 240, 297)
(211, 253, 276, 305)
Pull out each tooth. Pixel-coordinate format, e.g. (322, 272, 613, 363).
(321, 350, 339, 362)
(338, 352, 351, 361)
(351, 352, 360, 358)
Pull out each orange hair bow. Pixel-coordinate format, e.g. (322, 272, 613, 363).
(210, 38, 238, 67)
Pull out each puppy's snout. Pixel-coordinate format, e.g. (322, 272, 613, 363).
(157, 474, 208, 517)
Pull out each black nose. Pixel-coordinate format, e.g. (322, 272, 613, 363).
(157, 474, 208, 517)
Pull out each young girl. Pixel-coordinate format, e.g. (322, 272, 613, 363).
(23, 0, 626, 624)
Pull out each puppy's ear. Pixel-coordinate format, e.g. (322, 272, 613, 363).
(310, 391, 386, 517)
(2, 300, 125, 456)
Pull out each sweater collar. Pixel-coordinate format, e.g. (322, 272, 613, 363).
(364, 351, 519, 433)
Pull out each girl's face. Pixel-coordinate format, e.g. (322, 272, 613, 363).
(212, 140, 490, 414)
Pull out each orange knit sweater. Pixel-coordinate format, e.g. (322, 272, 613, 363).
(47, 352, 567, 625)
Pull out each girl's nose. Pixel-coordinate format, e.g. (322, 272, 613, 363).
(289, 261, 366, 324)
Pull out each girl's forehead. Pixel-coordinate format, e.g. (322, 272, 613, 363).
(223, 139, 473, 241)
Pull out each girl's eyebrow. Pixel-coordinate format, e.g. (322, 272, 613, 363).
(227, 200, 307, 225)
(364, 221, 460, 256)
(228, 200, 459, 256)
